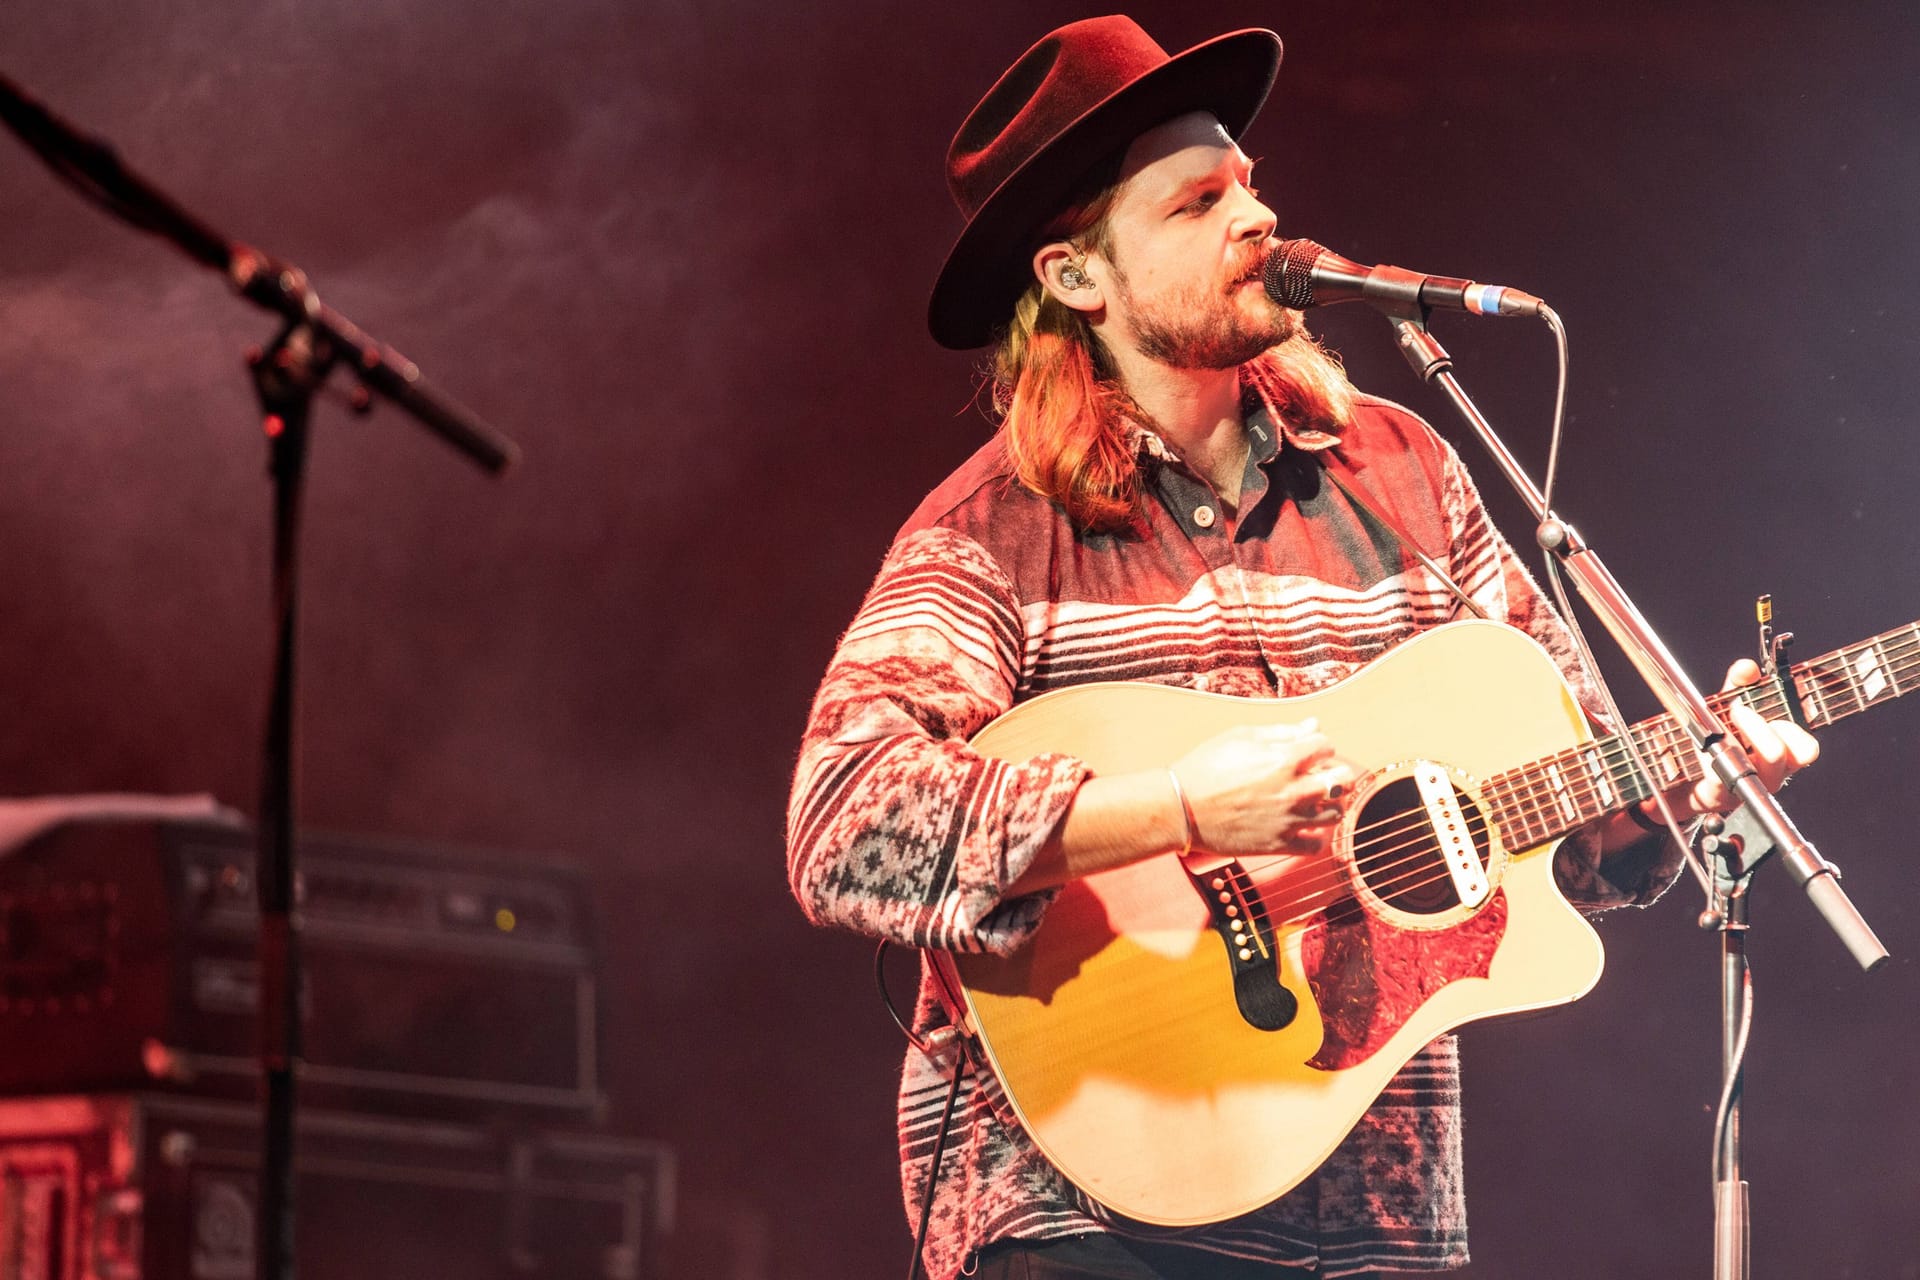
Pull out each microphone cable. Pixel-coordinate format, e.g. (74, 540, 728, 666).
(1530, 307, 1713, 891)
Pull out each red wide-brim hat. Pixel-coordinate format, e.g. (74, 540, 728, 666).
(927, 16, 1282, 351)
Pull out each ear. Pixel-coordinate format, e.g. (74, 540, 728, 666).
(1033, 241, 1104, 315)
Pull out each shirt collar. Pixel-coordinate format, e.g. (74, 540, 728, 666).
(1127, 367, 1342, 465)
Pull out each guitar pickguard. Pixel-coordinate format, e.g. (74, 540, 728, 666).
(1302, 759, 1511, 1067)
(1302, 890, 1507, 1070)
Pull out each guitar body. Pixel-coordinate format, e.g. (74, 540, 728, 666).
(946, 620, 1607, 1225)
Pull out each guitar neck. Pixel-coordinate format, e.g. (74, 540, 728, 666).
(1487, 620, 1920, 850)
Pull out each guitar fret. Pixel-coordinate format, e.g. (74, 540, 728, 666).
(1606, 756, 1648, 809)
(1582, 746, 1617, 809)
(1492, 776, 1537, 849)
(1542, 762, 1575, 825)
(1614, 737, 1652, 808)
(1666, 726, 1696, 787)
(1505, 779, 1543, 849)
(1523, 773, 1555, 844)
(1634, 720, 1690, 794)
(1837, 649, 1871, 717)
(1800, 668, 1829, 727)
(1503, 768, 1556, 847)
(1488, 780, 1536, 849)
(1568, 748, 1612, 818)
(1809, 655, 1851, 725)
(1790, 617, 1920, 730)
(1900, 624, 1920, 697)
(1542, 756, 1574, 820)
(1848, 639, 1898, 703)
(1512, 767, 1543, 844)
(1552, 746, 1599, 822)
(1482, 617, 1918, 854)
(1893, 624, 1920, 695)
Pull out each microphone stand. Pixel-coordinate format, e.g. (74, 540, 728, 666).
(1376, 305, 1887, 1280)
(1691, 807, 1771, 1280)
(0, 73, 521, 1280)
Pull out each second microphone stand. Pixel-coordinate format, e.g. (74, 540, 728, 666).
(1376, 303, 1887, 1280)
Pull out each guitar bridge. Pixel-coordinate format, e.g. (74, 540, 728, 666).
(1183, 860, 1297, 1031)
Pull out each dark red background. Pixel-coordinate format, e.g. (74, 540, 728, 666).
(3, 2, 1917, 1275)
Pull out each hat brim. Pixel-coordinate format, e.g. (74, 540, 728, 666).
(927, 28, 1282, 351)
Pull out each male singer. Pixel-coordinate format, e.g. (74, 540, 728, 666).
(787, 16, 1814, 1279)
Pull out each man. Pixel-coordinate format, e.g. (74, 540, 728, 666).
(787, 16, 1815, 1279)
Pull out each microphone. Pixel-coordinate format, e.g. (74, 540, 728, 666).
(1263, 238, 1545, 318)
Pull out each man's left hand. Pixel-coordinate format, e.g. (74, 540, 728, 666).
(1685, 659, 1822, 816)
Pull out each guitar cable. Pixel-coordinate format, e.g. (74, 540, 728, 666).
(874, 940, 969, 1280)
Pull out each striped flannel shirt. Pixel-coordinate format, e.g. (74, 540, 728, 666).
(786, 381, 1682, 1279)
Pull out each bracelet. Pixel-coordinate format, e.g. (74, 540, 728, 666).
(1627, 800, 1669, 834)
(1166, 768, 1197, 856)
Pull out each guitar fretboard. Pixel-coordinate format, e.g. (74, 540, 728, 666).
(1484, 620, 1920, 850)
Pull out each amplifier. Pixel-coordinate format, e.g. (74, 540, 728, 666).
(0, 820, 601, 1116)
(0, 1093, 673, 1280)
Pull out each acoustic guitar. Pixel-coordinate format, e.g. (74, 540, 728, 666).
(939, 616, 1916, 1225)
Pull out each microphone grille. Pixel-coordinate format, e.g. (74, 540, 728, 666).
(1262, 238, 1325, 309)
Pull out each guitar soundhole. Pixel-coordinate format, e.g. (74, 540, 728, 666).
(1355, 776, 1489, 915)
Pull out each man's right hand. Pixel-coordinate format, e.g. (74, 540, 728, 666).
(1170, 719, 1358, 857)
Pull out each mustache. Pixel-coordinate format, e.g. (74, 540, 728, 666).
(1231, 244, 1273, 285)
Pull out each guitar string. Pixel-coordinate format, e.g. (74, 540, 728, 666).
(1250, 718, 1700, 918)
(1460, 649, 1898, 846)
(1236, 816, 1505, 935)
(1242, 752, 1641, 926)
(1340, 629, 1919, 858)
(1231, 740, 1874, 942)
(1791, 637, 1918, 723)
(1791, 645, 1918, 717)
(1795, 630, 1918, 701)
(1226, 680, 1822, 933)
(1196, 633, 1920, 939)
(1244, 646, 1920, 936)
(1272, 632, 1912, 872)
(1333, 705, 1694, 853)
(1263, 655, 1901, 931)
(1327, 636, 1920, 916)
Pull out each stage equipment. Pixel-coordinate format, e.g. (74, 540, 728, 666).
(0, 70, 522, 1280)
(0, 819, 601, 1118)
(0, 1093, 671, 1280)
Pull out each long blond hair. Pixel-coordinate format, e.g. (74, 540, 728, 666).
(989, 172, 1356, 533)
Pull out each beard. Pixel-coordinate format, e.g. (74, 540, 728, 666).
(1115, 251, 1302, 371)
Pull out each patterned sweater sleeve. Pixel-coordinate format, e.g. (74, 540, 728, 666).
(786, 525, 1092, 955)
(1438, 442, 1686, 911)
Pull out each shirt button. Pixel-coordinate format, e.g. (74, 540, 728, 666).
(1193, 505, 1216, 528)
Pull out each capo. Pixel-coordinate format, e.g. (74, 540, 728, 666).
(1755, 595, 1808, 730)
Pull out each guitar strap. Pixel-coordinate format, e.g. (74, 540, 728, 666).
(1316, 458, 1490, 623)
